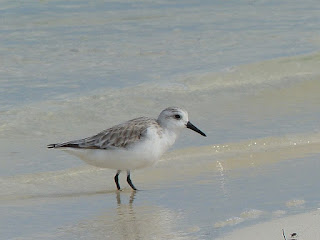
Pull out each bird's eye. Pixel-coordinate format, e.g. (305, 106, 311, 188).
(174, 114, 181, 120)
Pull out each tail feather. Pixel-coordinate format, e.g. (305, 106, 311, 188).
(47, 142, 98, 149)
(47, 143, 58, 148)
(47, 143, 71, 148)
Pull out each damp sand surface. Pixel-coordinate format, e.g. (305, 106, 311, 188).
(2, 136, 320, 239)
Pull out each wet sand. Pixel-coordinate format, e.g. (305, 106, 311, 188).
(217, 210, 320, 240)
(2, 135, 320, 239)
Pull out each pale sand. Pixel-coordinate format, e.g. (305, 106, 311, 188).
(216, 209, 320, 240)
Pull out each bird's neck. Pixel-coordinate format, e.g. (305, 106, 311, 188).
(162, 127, 179, 148)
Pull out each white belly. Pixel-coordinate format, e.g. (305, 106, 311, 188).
(62, 148, 153, 170)
(61, 127, 178, 170)
(62, 136, 172, 170)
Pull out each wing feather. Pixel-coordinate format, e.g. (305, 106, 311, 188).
(48, 117, 157, 150)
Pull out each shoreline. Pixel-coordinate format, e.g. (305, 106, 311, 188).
(216, 209, 320, 240)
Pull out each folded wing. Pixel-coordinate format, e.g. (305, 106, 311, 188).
(47, 117, 155, 150)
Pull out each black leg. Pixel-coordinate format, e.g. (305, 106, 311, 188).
(127, 170, 137, 191)
(114, 170, 121, 190)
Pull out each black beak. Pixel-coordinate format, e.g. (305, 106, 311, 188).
(186, 121, 206, 137)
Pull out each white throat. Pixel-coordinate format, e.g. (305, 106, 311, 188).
(161, 127, 180, 150)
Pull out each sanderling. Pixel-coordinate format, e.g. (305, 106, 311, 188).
(48, 107, 206, 190)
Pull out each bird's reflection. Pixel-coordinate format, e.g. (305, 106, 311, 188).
(111, 190, 186, 240)
(116, 190, 136, 206)
(49, 189, 183, 240)
(114, 191, 141, 240)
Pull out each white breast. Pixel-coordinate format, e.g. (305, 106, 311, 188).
(61, 126, 178, 171)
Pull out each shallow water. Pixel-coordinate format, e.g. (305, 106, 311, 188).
(1, 0, 320, 239)
(2, 139, 320, 239)
(2, 0, 320, 109)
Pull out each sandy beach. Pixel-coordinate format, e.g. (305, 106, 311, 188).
(217, 209, 320, 240)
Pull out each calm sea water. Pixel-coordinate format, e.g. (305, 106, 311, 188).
(1, 0, 320, 239)
(1, 0, 319, 109)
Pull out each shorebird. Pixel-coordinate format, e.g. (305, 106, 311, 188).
(48, 107, 206, 190)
